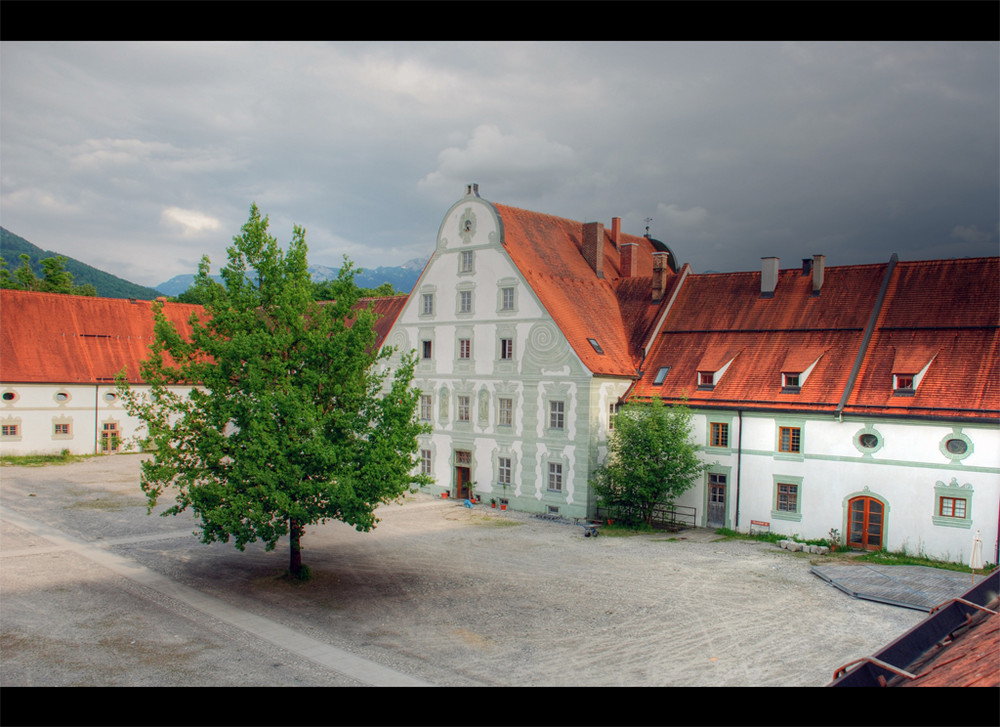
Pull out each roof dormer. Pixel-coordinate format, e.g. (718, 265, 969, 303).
(696, 346, 742, 391)
(780, 348, 827, 394)
(891, 347, 937, 396)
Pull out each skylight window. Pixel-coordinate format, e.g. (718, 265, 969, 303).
(587, 338, 604, 355)
(653, 366, 670, 385)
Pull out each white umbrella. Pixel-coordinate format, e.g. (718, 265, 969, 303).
(969, 529, 984, 585)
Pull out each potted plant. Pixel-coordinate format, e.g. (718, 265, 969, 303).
(490, 498, 497, 509)
(828, 527, 841, 552)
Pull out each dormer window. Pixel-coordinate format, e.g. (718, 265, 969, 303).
(695, 347, 741, 392)
(893, 373, 915, 394)
(891, 346, 937, 396)
(779, 348, 826, 394)
(697, 371, 715, 389)
(782, 372, 800, 388)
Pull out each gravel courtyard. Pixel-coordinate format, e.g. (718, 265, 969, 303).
(0, 454, 924, 689)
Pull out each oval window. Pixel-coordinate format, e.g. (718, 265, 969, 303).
(945, 438, 968, 455)
(858, 433, 879, 449)
(1, 392, 14, 401)
(103, 392, 117, 402)
(56, 392, 69, 401)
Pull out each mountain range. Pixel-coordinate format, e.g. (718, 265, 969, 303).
(1, 227, 426, 299)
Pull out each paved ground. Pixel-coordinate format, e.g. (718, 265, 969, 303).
(1, 454, 926, 694)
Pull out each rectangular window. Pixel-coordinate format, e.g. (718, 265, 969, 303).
(548, 462, 563, 492)
(498, 456, 511, 485)
(457, 395, 471, 422)
(422, 340, 432, 359)
(501, 286, 515, 310)
(895, 374, 914, 390)
(458, 338, 471, 360)
(608, 403, 620, 430)
(420, 395, 432, 421)
(420, 449, 432, 475)
(455, 450, 471, 466)
(939, 497, 967, 519)
(782, 372, 800, 388)
(500, 338, 514, 360)
(549, 401, 565, 430)
(422, 293, 434, 316)
(101, 422, 119, 452)
(459, 290, 473, 314)
(1, 424, 18, 437)
(653, 366, 670, 385)
(710, 422, 729, 448)
(778, 426, 801, 453)
(498, 397, 513, 427)
(54, 423, 70, 435)
(698, 371, 714, 387)
(776, 483, 798, 512)
(460, 250, 474, 273)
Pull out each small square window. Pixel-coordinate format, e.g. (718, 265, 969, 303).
(778, 426, 801, 453)
(54, 423, 70, 435)
(1, 424, 19, 437)
(782, 372, 800, 388)
(710, 422, 729, 448)
(776, 483, 798, 512)
(698, 371, 714, 387)
(939, 496, 966, 519)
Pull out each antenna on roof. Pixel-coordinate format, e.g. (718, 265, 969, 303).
(644, 218, 653, 238)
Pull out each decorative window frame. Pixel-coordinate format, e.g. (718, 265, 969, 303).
(774, 418, 805, 461)
(1, 389, 19, 405)
(703, 464, 732, 529)
(1, 417, 22, 441)
(458, 249, 476, 276)
(497, 396, 514, 428)
(54, 390, 73, 405)
(497, 278, 519, 316)
(939, 429, 973, 463)
(418, 286, 437, 318)
(52, 416, 73, 441)
(931, 478, 973, 529)
(771, 475, 803, 522)
(419, 394, 433, 422)
(706, 415, 734, 453)
(456, 282, 476, 318)
(491, 444, 518, 496)
(852, 424, 885, 457)
(547, 461, 564, 493)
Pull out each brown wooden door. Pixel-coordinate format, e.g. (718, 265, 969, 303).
(456, 466, 471, 499)
(848, 496, 884, 550)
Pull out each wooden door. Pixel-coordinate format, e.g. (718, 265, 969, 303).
(848, 496, 884, 550)
(707, 473, 727, 528)
(456, 466, 471, 499)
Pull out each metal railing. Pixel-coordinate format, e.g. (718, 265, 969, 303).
(594, 503, 697, 531)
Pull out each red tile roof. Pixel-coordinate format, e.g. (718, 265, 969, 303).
(494, 203, 673, 377)
(630, 257, 1000, 421)
(892, 607, 1000, 687)
(1, 289, 409, 385)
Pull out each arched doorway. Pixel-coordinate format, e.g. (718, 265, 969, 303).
(848, 495, 885, 550)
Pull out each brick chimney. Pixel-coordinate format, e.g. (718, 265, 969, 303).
(811, 254, 825, 296)
(652, 252, 670, 302)
(610, 217, 621, 248)
(761, 257, 779, 298)
(582, 222, 605, 279)
(620, 243, 638, 278)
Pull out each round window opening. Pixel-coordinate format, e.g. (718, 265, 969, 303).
(945, 438, 968, 455)
(2, 392, 14, 401)
(858, 433, 879, 449)
(104, 392, 117, 402)
(56, 392, 69, 401)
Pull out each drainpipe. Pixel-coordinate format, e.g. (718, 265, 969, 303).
(734, 409, 743, 531)
(94, 384, 100, 454)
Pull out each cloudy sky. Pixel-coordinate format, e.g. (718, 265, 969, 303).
(1, 40, 997, 289)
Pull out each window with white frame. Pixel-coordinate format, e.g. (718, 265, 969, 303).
(932, 478, 973, 529)
(421, 293, 434, 316)
(549, 401, 565, 430)
(1, 423, 19, 437)
(547, 462, 563, 492)
(458, 290, 473, 314)
(459, 250, 474, 274)
(498, 456, 511, 486)
(498, 397, 513, 427)
(501, 286, 515, 311)
(420, 449, 432, 475)
(420, 395, 433, 421)
(608, 402, 620, 430)
(459, 338, 472, 360)
(457, 395, 471, 422)
(771, 475, 803, 521)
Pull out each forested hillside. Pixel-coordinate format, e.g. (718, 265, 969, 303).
(0, 227, 164, 300)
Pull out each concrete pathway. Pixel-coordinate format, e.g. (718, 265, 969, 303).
(0, 505, 432, 687)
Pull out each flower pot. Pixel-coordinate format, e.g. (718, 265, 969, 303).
(500, 504, 507, 511)
(491, 503, 496, 508)
(441, 492, 448, 499)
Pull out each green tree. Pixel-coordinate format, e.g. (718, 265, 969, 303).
(119, 204, 429, 580)
(313, 278, 398, 300)
(591, 399, 703, 528)
(0, 253, 96, 296)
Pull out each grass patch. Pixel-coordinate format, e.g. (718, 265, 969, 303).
(855, 549, 996, 574)
(598, 521, 656, 537)
(471, 514, 523, 528)
(713, 527, 830, 547)
(0, 450, 98, 467)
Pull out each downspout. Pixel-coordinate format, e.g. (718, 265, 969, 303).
(734, 409, 743, 531)
(94, 384, 100, 454)
(835, 253, 897, 421)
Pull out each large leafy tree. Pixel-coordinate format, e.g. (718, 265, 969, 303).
(120, 204, 428, 579)
(592, 399, 703, 528)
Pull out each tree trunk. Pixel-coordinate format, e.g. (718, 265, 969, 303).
(289, 519, 304, 576)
